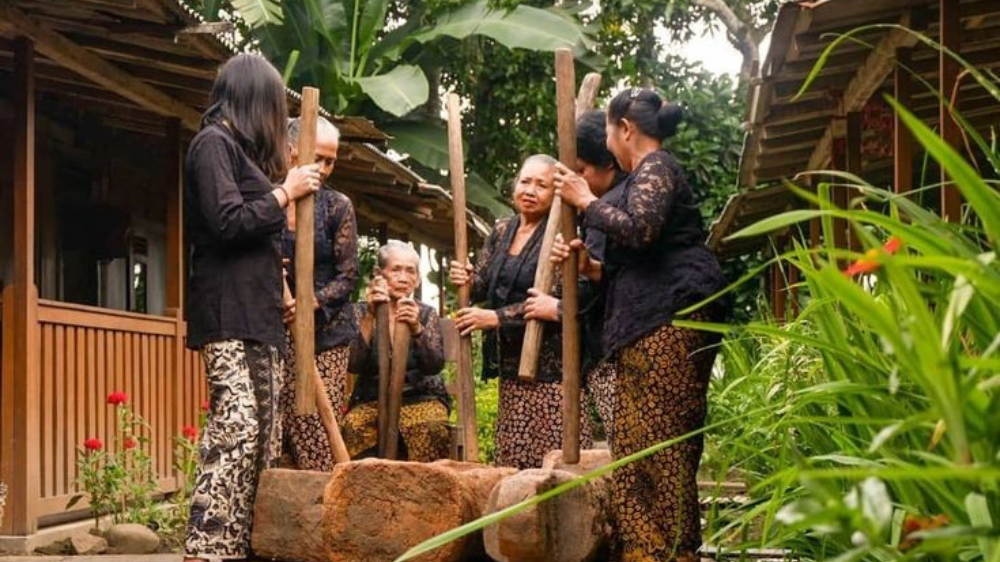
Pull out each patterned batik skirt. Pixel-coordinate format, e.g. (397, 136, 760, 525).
(586, 359, 617, 447)
(281, 343, 350, 472)
(494, 378, 594, 470)
(185, 339, 284, 560)
(341, 400, 451, 462)
(610, 321, 719, 562)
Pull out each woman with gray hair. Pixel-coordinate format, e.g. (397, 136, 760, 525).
(450, 155, 593, 469)
(342, 241, 451, 461)
(281, 115, 360, 471)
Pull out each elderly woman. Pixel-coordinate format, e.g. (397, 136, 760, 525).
(281, 116, 359, 472)
(450, 154, 593, 470)
(342, 241, 451, 461)
(554, 89, 728, 562)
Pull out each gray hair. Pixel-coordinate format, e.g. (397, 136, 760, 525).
(514, 154, 557, 188)
(377, 240, 420, 270)
(287, 116, 340, 144)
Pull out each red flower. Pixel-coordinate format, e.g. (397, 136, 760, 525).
(843, 236, 904, 277)
(883, 235, 903, 254)
(84, 438, 103, 451)
(123, 437, 138, 450)
(201, 400, 210, 412)
(107, 391, 128, 406)
(899, 513, 949, 551)
(182, 426, 198, 441)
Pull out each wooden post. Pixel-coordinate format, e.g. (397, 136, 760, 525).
(294, 87, 319, 416)
(830, 121, 849, 253)
(517, 201, 562, 381)
(446, 93, 480, 461)
(894, 47, 913, 195)
(939, 0, 962, 221)
(555, 48, 581, 464)
(771, 260, 787, 322)
(384, 322, 411, 460)
(165, 118, 184, 314)
(164, 117, 186, 484)
(375, 299, 391, 457)
(845, 111, 862, 251)
(1, 36, 40, 535)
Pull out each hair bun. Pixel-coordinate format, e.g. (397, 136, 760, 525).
(657, 102, 683, 138)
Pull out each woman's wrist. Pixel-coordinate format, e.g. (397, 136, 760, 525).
(273, 186, 291, 207)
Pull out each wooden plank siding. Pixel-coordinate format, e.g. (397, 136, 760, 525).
(27, 299, 206, 521)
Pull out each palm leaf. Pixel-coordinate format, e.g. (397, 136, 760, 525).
(353, 65, 429, 117)
(230, 0, 283, 27)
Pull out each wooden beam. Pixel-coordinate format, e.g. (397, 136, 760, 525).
(0, 3, 202, 130)
(940, 0, 962, 221)
(894, 47, 913, 194)
(165, 119, 183, 312)
(1, 36, 41, 535)
(805, 20, 919, 173)
(845, 111, 863, 250)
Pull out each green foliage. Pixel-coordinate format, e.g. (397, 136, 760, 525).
(395, 29, 1000, 562)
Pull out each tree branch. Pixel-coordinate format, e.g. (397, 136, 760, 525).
(690, 0, 764, 81)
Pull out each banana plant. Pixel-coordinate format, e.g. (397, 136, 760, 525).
(207, 0, 597, 217)
(226, 0, 593, 117)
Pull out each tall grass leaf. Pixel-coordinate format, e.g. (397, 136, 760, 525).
(887, 97, 1000, 243)
(726, 209, 824, 240)
(942, 275, 974, 349)
(966, 492, 997, 560)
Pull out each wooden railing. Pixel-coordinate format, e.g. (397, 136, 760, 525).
(33, 300, 206, 518)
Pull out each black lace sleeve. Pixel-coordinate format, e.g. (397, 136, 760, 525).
(469, 219, 509, 303)
(583, 152, 675, 251)
(412, 306, 445, 376)
(316, 195, 359, 324)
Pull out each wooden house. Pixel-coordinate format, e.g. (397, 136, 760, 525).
(0, 0, 488, 543)
(708, 0, 1000, 317)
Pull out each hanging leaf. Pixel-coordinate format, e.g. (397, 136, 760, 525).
(378, 0, 588, 62)
(230, 0, 283, 27)
(383, 122, 512, 219)
(353, 65, 430, 117)
(411, 2, 585, 50)
(358, 0, 391, 57)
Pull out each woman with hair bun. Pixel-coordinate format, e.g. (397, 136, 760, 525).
(553, 88, 728, 561)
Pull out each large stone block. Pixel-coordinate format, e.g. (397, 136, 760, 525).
(252, 469, 332, 562)
(323, 459, 478, 562)
(483, 469, 612, 562)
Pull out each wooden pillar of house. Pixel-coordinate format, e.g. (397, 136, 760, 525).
(845, 111, 863, 251)
(770, 258, 787, 322)
(164, 118, 185, 461)
(830, 119, 849, 253)
(1, 37, 41, 535)
(939, 0, 961, 221)
(894, 47, 913, 195)
(788, 261, 801, 316)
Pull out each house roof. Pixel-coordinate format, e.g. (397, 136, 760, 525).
(708, 0, 1000, 260)
(0, 0, 488, 251)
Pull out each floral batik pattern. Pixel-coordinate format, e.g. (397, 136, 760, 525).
(610, 319, 719, 562)
(282, 343, 350, 472)
(185, 339, 284, 560)
(494, 378, 594, 470)
(586, 359, 617, 447)
(341, 400, 451, 462)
